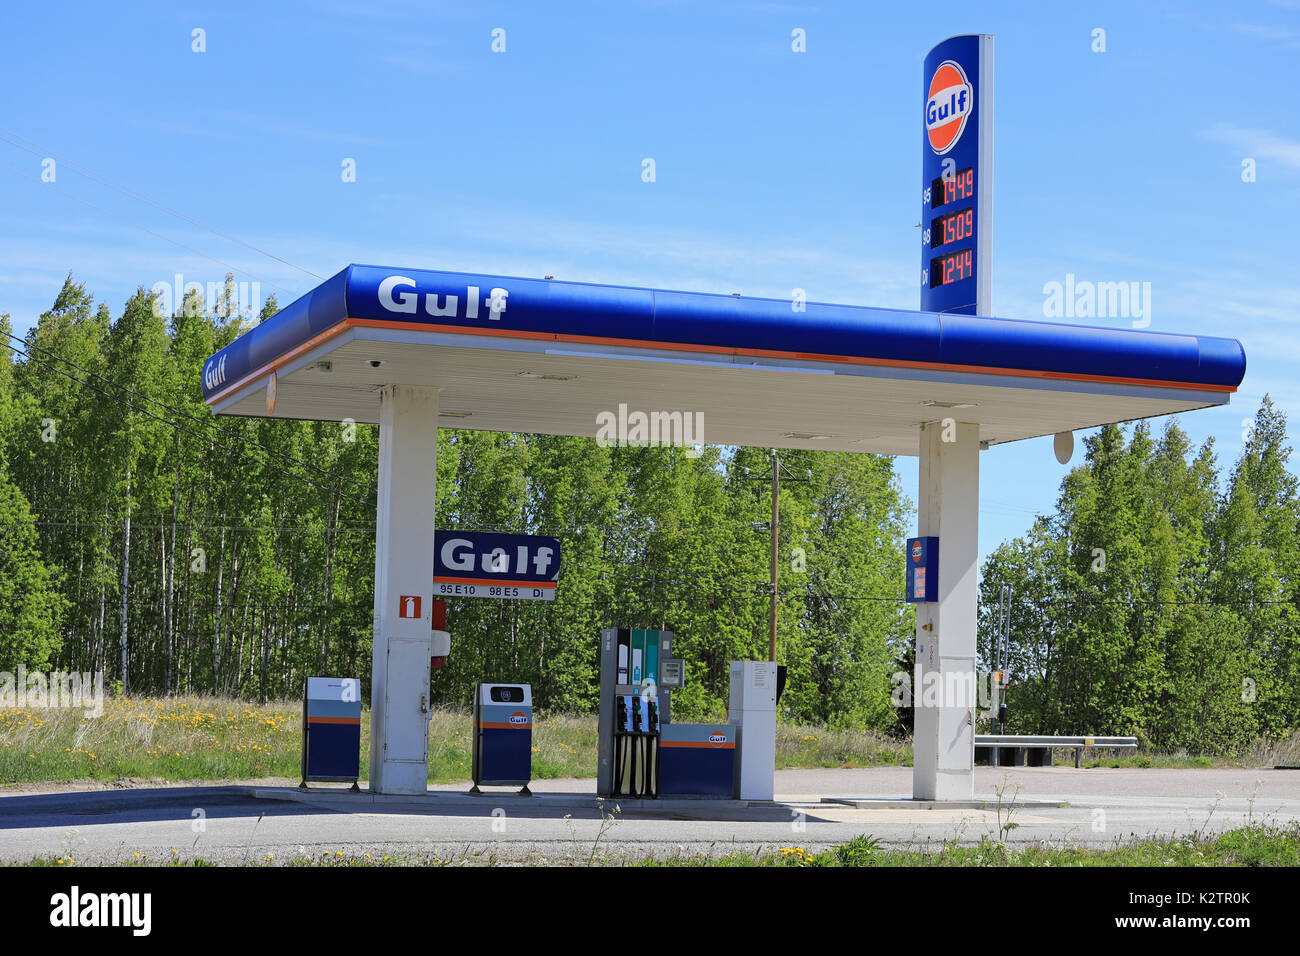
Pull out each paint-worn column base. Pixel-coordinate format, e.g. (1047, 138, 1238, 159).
(369, 385, 438, 794)
(912, 420, 979, 801)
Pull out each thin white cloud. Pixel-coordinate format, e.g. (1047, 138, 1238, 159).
(123, 110, 385, 147)
(1203, 125, 1300, 170)
(1231, 20, 1300, 44)
(378, 52, 463, 76)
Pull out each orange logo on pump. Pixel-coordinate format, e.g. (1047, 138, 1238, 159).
(912, 541, 923, 563)
(398, 595, 421, 618)
(509, 711, 528, 726)
(708, 732, 728, 746)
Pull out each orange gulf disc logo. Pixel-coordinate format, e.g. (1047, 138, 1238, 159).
(912, 541, 923, 562)
(925, 60, 973, 155)
(509, 711, 528, 725)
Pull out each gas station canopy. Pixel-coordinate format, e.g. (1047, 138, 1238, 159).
(202, 265, 1245, 456)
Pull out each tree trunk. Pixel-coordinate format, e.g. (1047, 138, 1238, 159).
(321, 487, 340, 674)
(237, 590, 251, 696)
(214, 522, 226, 692)
(119, 463, 132, 695)
(165, 430, 181, 695)
(260, 602, 268, 705)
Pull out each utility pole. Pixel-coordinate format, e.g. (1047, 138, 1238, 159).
(769, 453, 779, 661)
(998, 584, 1012, 735)
(742, 449, 809, 662)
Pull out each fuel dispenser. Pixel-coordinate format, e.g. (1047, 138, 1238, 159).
(601, 628, 665, 798)
(612, 687, 660, 797)
(471, 683, 533, 794)
(598, 628, 736, 798)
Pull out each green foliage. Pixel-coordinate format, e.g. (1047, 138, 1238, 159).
(0, 467, 64, 668)
(0, 277, 909, 726)
(980, 402, 1300, 751)
(0, 312, 64, 668)
(832, 834, 882, 865)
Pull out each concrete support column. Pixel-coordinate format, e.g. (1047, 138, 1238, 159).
(913, 420, 979, 801)
(369, 385, 438, 794)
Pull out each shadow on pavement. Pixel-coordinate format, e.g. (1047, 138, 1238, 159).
(0, 784, 840, 828)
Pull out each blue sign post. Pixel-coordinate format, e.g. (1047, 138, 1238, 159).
(905, 536, 939, 603)
(921, 34, 993, 316)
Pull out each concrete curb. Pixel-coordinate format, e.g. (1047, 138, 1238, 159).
(249, 786, 1068, 815)
(249, 786, 760, 813)
(820, 796, 1069, 810)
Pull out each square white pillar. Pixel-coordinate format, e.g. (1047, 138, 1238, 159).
(913, 420, 979, 801)
(369, 385, 438, 794)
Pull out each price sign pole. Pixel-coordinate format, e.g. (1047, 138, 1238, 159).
(921, 34, 993, 315)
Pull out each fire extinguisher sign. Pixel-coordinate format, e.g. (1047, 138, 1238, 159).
(398, 595, 422, 619)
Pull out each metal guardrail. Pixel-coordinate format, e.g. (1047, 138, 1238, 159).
(976, 735, 1138, 748)
(974, 734, 1139, 768)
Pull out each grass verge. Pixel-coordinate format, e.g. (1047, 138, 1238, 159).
(2, 696, 1292, 785)
(20, 823, 1300, 867)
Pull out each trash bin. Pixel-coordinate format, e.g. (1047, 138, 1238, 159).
(301, 677, 361, 789)
(471, 683, 532, 793)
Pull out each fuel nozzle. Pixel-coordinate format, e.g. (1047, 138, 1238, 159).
(646, 698, 659, 734)
(631, 694, 643, 732)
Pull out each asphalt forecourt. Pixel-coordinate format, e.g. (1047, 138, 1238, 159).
(1, 767, 1297, 866)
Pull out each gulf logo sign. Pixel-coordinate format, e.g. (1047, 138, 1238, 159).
(925, 60, 973, 154)
(509, 711, 528, 726)
(708, 732, 728, 746)
(912, 540, 923, 563)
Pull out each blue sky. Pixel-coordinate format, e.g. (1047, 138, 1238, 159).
(1, 0, 1297, 563)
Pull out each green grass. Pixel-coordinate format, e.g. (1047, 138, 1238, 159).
(0, 695, 908, 785)
(22, 824, 1300, 867)
(1073, 751, 1216, 769)
(0, 696, 597, 785)
(0, 696, 302, 784)
(636, 823, 1300, 866)
(1, 695, 1292, 786)
(776, 725, 912, 768)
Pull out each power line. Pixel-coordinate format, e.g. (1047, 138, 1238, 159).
(2, 337, 372, 506)
(6, 330, 376, 500)
(0, 158, 295, 299)
(4, 501, 893, 594)
(0, 128, 321, 281)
